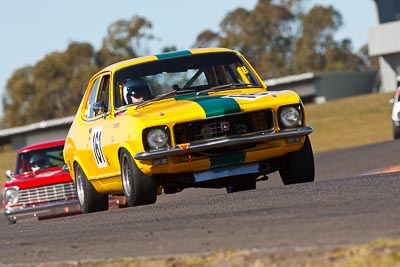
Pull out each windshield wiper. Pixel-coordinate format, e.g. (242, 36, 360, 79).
(134, 89, 196, 109)
(152, 89, 197, 100)
(198, 83, 254, 95)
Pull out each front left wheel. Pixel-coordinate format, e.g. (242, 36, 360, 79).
(279, 135, 315, 185)
(74, 163, 108, 213)
(120, 149, 157, 207)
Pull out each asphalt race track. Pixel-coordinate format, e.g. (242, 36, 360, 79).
(0, 140, 399, 266)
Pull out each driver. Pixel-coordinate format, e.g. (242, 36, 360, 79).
(123, 78, 152, 105)
(30, 153, 48, 171)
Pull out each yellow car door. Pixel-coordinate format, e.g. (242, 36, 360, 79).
(81, 74, 121, 183)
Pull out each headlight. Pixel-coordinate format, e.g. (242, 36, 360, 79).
(279, 106, 302, 128)
(145, 127, 169, 150)
(3, 187, 19, 204)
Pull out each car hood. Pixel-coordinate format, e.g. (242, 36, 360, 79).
(3, 167, 72, 190)
(122, 89, 301, 123)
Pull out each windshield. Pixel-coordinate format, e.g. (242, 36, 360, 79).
(16, 145, 65, 174)
(113, 52, 262, 108)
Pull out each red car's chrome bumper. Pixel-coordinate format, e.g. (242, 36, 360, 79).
(4, 199, 80, 224)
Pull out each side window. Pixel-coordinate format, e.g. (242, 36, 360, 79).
(84, 78, 100, 119)
(16, 154, 28, 174)
(95, 75, 110, 116)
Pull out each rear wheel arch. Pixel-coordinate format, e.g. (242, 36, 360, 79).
(71, 158, 90, 182)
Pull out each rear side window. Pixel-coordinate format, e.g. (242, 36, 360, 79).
(84, 78, 100, 118)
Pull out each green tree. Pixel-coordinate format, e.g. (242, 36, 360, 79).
(358, 44, 379, 70)
(194, 0, 371, 79)
(1, 42, 97, 128)
(193, 0, 306, 78)
(101, 15, 155, 59)
(293, 5, 341, 72)
(1, 16, 156, 128)
(96, 16, 156, 68)
(198, 0, 298, 79)
(324, 39, 365, 71)
(193, 30, 219, 48)
(1, 66, 36, 127)
(293, 5, 366, 73)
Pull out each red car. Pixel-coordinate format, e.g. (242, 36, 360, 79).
(2, 139, 81, 224)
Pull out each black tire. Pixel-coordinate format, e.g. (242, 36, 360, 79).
(74, 163, 108, 213)
(393, 123, 400, 139)
(279, 135, 315, 185)
(226, 174, 257, 193)
(120, 149, 157, 207)
(7, 217, 16, 225)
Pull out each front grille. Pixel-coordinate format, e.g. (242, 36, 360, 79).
(174, 109, 274, 144)
(13, 182, 77, 207)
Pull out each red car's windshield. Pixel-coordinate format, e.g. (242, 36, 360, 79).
(16, 145, 65, 175)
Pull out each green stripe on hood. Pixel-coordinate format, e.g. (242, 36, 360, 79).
(192, 96, 241, 117)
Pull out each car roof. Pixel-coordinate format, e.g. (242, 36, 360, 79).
(97, 47, 237, 74)
(17, 139, 65, 153)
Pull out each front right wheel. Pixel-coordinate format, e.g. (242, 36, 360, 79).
(120, 149, 157, 207)
(279, 135, 315, 185)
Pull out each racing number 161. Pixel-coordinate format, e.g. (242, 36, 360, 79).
(92, 127, 108, 168)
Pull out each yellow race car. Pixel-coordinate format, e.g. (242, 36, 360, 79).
(63, 47, 314, 213)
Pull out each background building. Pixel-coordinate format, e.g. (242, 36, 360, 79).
(369, 0, 400, 92)
(0, 116, 73, 149)
(265, 71, 378, 104)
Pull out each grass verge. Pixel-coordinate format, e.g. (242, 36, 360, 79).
(39, 238, 400, 267)
(305, 92, 393, 153)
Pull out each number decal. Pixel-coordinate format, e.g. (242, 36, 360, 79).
(92, 127, 108, 168)
(240, 66, 249, 74)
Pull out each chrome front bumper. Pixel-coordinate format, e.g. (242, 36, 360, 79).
(135, 126, 313, 160)
(4, 199, 80, 224)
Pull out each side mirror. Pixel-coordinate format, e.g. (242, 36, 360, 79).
(5, 170, 14, 180)
(62, 164, 69, 173)
(389, 99, 395, 105)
